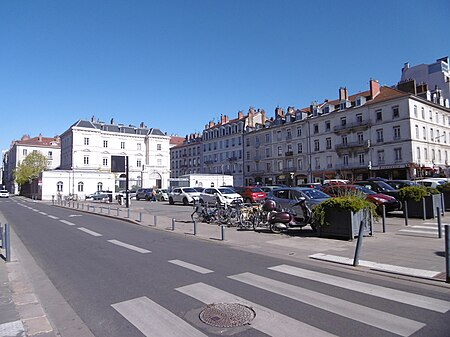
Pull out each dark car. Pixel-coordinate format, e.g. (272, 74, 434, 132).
(322, 184, 401, 214)
(354, 180, 401, 200)
(267, 187, 330, 210)
(86, 190, 113, 202)
(135, 188, 153, 201)
(386, 180, 419, 190)
(234, 186, 267, 204)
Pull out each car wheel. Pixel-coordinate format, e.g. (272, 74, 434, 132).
(183, 197, 189, 206)
(169, 197, 174, 205)
(245, 197, 252, 204)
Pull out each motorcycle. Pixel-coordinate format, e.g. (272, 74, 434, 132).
(253, 198, 313, 234)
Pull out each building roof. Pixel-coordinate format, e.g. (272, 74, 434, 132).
(170, 136, 185, 146)
(69, 119, 167, 137)
(13, 134, 60, 148)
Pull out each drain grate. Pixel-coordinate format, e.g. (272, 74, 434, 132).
(199, 303, 256, 328)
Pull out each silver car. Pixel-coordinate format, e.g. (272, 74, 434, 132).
(267, 187, 330, 210)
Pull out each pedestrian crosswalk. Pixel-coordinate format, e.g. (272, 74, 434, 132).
(398, 222, 446, 236)
(111, 260, 450, 337)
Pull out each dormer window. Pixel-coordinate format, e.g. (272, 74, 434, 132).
(313, 107, 321, 116)
(355, 96, 366, 106)
(323, 106, 329, 114)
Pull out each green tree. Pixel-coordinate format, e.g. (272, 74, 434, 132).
(14, 151, 48, 186)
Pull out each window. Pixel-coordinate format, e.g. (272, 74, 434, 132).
(357, 132, 364, 144)
(277, 161, 283, 171)
(157, 159, 162, 166)
(392, 106, 399, 118)
(265, 133, 270, 143)
(432, 149, 435, 161)
(421, 107, 425, 119)
(296, 127, 302, 137)
(342, 135, 348, 145)
(265, 147, 270, 157)
(423, 126, 427, 140)
(359, 153, 365, 164)
(314, 157, 320, 169)
(376, 109, 382, 121)
(297, 143, 303, 153)
(414, 105, 418, 117)
(313, 124, 319, 134)
(430, 128, 434, 141)
(416, 147, 421, 161)
(84, 156, 89, 165)
(343, 155, 349, 166)
(325, 121, 331, 131)
(48, 151, 53, 159)
(378, 150, 385, 164)
(120, 142, 125, 149)
(297, 159, 303, 170)
(287, 144, 292, 152)
(266, 162, 271, 171)
(78, 182, 84, 192)
(97, 182, 103, 191)
(23, 149, 27, 156)
(424, 148, 428, 160)
(326, 137, 331, 149)
(394, 148, 402, 161)
(435, 112, 439, 123)
(84, 137, 89, 145)
(356, 113, 363, 124)
(102, 158, 108, 166)
(340, 117, 346, 126)
(57, 181, 63, 192)
(103, 140, 108, 148)
(137, 143, 141, 150)
(137, 159, 141, 168)
(415, 125, 419, 139)
(393, 126, 401, 139)
(277, 146, 283, 156)
(429, 110, 433, 120)
(436, 130, 441, 142)
(314, 140, 320, 151)
(276, 131, 282, 141)
(326, 156, 332, 168)
(286, 129, 292, 139)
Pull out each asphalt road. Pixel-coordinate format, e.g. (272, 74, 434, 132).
(2, 198, 450, 337)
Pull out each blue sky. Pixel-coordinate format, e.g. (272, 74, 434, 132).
(1, 0, 449, 154)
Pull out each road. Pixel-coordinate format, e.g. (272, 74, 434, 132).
(1, 197, 450, 337)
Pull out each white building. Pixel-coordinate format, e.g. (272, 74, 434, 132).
(2, 134, 61, 194)
(52, 118, 170, 200)
(170, 133, 203, 178)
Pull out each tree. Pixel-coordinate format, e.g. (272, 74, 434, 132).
(14, 151, 48, 186)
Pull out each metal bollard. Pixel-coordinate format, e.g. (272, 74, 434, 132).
(139, 212, 142, 222)
(52, 196, 55, 205)
(221, 225, 225, 241)
(127, 208, 130, 219)
(404, 200, 408, 226)
(441, 194, 445, 216)
(82, 203, 84, 210)
(100, 207, 102, 214)
(445, 225, 449, 283)
(108, 207, 111, 215)
(117, 208, 119, 216)
(171, 218, 175, 230)
(93, 206, 95, 213)
(353, 220, 365, 266)
(422, 198, 426, 220)
(437, 206, 442, 239)
(193, 220, 197, 236)
(381, 204, 386, 233)
(4, 224, 11, 262)
(154, 215, 157, 226)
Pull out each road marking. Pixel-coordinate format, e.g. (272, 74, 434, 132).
(229, 272, 425, 337)
(32, 209, 39, 212)
(47, 215, 59, 220)
(77, 227, 102, 237)
(39, 212, 47, 215)
(269, 264, 450, 313)
(176, 282, 337, 337)
(112, 296, 207, 337)
(309, 253, 441, 278)
(59, 220, 76, 226)
(107, 240, 151, 254)
(399, 229, 443, 235)
(69, 214, 82, 217)
(0, 320, 25, 336)
(168, 260, 213, 274)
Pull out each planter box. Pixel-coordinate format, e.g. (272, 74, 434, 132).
(318, 208, 372, 240)
(441, 192, 450, 211)
(404, 194, 442, 219)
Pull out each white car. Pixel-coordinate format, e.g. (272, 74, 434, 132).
(0, 189, 10, 198)
(199, 187, 244, 206)
(415, 179, 447, 189)
(169, 187, 201, 205)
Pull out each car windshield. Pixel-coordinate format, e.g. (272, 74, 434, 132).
(299, 189, 329, 199)
(183, 188, 197, 193)
(375, 181, 396, 190)
(250, 187, 264, 192)
(218, 188, 235, 194)
(159, 189, 168, 193)
(355, 186, 376, 195)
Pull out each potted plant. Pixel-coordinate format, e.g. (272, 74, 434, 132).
(398, 185, 442, 219)
(437, 182, 450, 210)
(312, 190, 375, 240)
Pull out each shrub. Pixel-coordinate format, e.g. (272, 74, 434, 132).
(437, 182, 450, 192)
(398, 186, 429, 201)
(312, 195, 376, 227)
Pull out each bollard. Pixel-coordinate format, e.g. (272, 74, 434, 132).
(93, 206, 95, 213)
(52, 196, 55, 205)
(127, 208, 130, 219)
(353, 221, 365, 267)
(381, 204, 386, 233)
(437, 206, 442, 239)
(117, 208, 119, 216)
(100, 207, 103, 214)
(221, 225, 225, 241)
(77, 202, 79, 209)
(108, 207, 111, 215)
(82, 203, 84, 210)
(139, 212, 142, 222)
(445, 225, 449, 283)
(422, 198, 426, 220)
(193, 220, 197, 236)
(404, 200, 409, 226)
(171, 218, 175, 231)
(441, 194, 445, 216)
(154, 215, 157, 226)
(4, 224, 11, 262)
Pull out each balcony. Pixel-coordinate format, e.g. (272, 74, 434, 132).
(228, 156, 239, 162)
(335, 140, 370, 153)
(333, 120, 371, 134)
(285, 151, 293, 157)
(335, 162, 369, 170)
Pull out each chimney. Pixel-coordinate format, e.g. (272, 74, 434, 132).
(275, 107, 284, 117)
(247, 109, 255, 128)
(238, 111, 244, 119)
(209, 121, 215, 128)
(370, 79, 380, 99)
(260, 109, 267, 123)
(397, 79, 417, 95)
(224, 115, 229, 123)
(38, 133, 43, 142)
(339, 87, 348, 101)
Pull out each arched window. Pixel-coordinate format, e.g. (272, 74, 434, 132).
(57, 181, 63, 192)
(97, 182, 103, 191)
(78, 182, 84, 192)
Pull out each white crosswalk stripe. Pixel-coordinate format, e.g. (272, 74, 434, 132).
(268, 264, 450, 313)
(168, 259, 214, 274)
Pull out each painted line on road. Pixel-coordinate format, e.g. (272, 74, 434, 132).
(77, 227, 103, 237)
(269, 264, 450, 313)
(0, 320, 25, 337)
(168, 260, 214, 274)
(47, 215, 59, 220)
(59, 220, 76, 226)
(309, 253, 441, 278)
(39, 212, 47, 215)
(177, 282, 337, 337)
(229, 272, 425, 337)
(112, 296, 207, 337)
(399, 229, 443, 235)
(107, 239, 151, 254)
(32, 209, 39, 212)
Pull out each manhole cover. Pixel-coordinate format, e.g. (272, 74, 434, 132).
(199, 303, 256, 328)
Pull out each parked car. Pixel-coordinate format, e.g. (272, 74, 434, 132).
(415, 178, 447, 189)
(260, 185, 285, 194)
(234, 186, 267, 203)
(199, 187, 244, 206)
(297, 183, 322, 189)
(267, 187, 330, 210)
(354, 180, 401, 200)
(0, 189, 10, 198)
(192, 187, 204, 192)
(169, 187, 201, 205)
(155, 189, 169, 201)
(86, 190, 113, 202)
(135, 188, 153, 201)
(116, 189, 137, 200)
(386, 180, 419, 189)
(322, 184, 401, 214)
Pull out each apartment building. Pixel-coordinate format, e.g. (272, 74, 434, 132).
(243, 79, 450, 185)
(2, 134, 61, 194)
(170, 133, 202, 178)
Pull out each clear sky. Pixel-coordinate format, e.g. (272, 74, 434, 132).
(1, 0, 449, 154)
